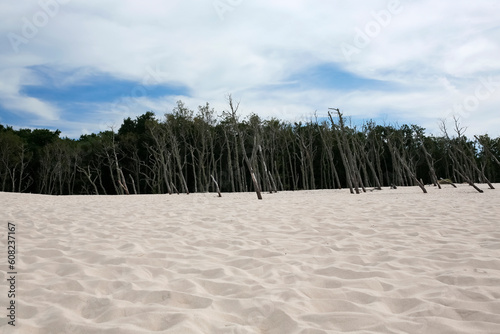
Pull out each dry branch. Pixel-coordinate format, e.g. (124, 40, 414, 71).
(454, 169, 483, 193)
(211, 174, 222, 197)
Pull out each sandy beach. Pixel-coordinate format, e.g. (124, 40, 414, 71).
(1, 184, 500, 333)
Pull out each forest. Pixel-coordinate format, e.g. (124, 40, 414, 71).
(1, 97, 499, 196)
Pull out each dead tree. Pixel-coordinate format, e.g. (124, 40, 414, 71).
(439, 118, 483, 193)
(386, 135, 427, 193)
(419, 137, 441, 189)
(317, 122, 342, 189)
(258, 145, 274, 193)
(78, 166, 100, 195)
(451, 118, 494, 190)
(168, 132, 190, 194)
(148, 123, 173, 195)
(454, 168, 484, 193)
(129, 174, 137, 194)
(475, 135, 500, 169)
(328, 109, 360, 194)
(355, 128, 382, 190)
(211, 174, 222, 197)
(112, 139, 129, 195)
(228, 95, 262, 200)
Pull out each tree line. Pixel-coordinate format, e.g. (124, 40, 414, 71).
(1, 98, 499, 196)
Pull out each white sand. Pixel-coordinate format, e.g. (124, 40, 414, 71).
(1, 184, 500, 333)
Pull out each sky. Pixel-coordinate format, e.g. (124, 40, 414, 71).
(1, 0, 499, 138)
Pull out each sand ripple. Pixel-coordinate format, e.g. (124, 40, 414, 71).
(1, 185, 500, 333)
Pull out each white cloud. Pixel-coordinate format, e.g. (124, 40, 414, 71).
(0, 67, 60, 120)
(0, 0, 499, 137)
(1, 94, 60, 120)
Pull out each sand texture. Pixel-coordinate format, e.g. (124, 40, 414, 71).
(1, 184, 500, 333)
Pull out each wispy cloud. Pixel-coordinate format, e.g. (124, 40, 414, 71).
(1, 0, 499, 137)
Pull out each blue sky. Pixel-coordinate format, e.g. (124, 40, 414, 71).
(20, 65, 189, 103)
(1, 0, 499, 138)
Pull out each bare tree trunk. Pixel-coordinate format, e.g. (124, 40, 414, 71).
(129, 174, 137, 194)
(387, 137, 427, 193)
(328, 109, 357, 194)
(118, 168, 130, 194)
(16, 143, 31, 193)
(475, 135, 500, 168)
(421, 140, 441, 189)
(148, 125, 173, 195)
(318, 124, 342, 189)
(357, 136, 382, 190)
(223, 130, 235, 192)
(258, 145, 273, 193)
(170, 134, 189, 194)
(78, 166, 99, 195)
(211, 174, 222, 197)
(454, 168, 484, 193)
(442, 118, 493, 191)
(228, 95, 262, 200)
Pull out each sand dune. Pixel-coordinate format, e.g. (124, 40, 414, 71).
(1, 184, 500, 333)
